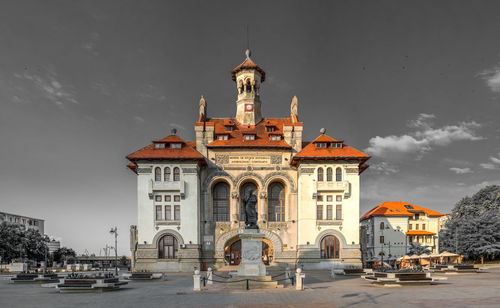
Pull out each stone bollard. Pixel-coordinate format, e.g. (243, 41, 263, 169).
(285, 267, 291, 285)
(193, 270, 201, 291)
(207, 267, 213, 285)
(295, 268, 304, 291)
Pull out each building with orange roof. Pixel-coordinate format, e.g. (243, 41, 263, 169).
(127, 50, 370, 272)
(359, 201, 445, 266)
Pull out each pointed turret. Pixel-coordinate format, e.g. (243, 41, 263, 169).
(231, 49, 265, 125)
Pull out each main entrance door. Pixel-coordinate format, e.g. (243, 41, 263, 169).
(227, 240, 242, 265)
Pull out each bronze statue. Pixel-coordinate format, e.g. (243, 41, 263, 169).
(243, 190, 258, 229)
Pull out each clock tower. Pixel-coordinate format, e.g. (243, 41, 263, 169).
(231, 49, 265, 125)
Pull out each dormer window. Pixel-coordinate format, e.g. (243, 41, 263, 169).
(266, 126, 277, 132)
(225, 126, 233, 131)
(316, 143, 327, 148)
(244, 134, 256, 141)
(155, 143, 165, 149)
(269, 134, 282, 141)
(217, 135, 229, 140)
(404, 204, 414, 209)
(170, 143, 182, 149)
(332, 142, 343, 148)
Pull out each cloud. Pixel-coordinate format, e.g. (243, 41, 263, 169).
(480, 153, 500, 170)
(449, 167, 472, 174)
(370, 162, 399, 175)
(365, 113, 484, 159)
(133, 116, 145, 123)
(15, 69, 78, 108)
(480, 163, 497, 170)
(479, 65, 500, 93)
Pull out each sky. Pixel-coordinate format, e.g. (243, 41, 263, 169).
(1, 0, 499, 255)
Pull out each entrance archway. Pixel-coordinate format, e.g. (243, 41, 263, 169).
(224, 238, 274, 265)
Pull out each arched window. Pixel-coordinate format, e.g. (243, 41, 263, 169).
(213, 182, 230, 221)
(321, 235, 340, 259)
(268, 182, 285, 222)
(158, 234, 178, 259)
(173, 167, 180, 181)
(336, 167, 342, 182)
(164, 167, 171, 181)
(154, 167, 161, 182)
(317, 168, 324, 182)
(380, 222, 385, 230)
(326, 167, 333, 182)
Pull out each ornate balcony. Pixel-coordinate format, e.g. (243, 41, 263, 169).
(148, 180, 185, 199)
(316, 181, 349, 192)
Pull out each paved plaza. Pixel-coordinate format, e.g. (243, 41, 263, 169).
(1, 267, 499, 308)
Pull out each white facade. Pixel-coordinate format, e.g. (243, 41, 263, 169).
(360, 203, 444, 265)
(128, 51, 370, 272)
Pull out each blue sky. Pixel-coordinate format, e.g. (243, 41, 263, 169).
(0, 0, 499, 255)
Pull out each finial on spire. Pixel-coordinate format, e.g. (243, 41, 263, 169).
(320, 128, 326, 134)
(245, 49, 251, 60)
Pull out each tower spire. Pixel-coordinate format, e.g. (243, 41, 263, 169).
(231, 52, 265, 125)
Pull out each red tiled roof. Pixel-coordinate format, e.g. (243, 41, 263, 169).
(127, 162, 138, 174)
(196, 118, 301, 149)
(126, 134, 205, 161)
(292, 133, 369, 163)
(231, 58, 266, 81)
(360, 201, 445, 220)
(406, 231, 436, 235)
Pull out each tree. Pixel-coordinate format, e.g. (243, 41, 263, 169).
(440, 185, 500, 263)
(0, 222, 25, 263)
(23, 229, 50, 262)
(408, 242, 431, 255)
(53, 247, 76, 264)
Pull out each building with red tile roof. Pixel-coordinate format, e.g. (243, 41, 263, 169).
(127, 50, 371, 272)
(359, 201, 445, 265)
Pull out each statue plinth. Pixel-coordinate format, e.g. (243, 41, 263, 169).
(237, 229, 266, 277)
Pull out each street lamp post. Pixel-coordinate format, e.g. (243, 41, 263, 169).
(109, 227, 118, 276)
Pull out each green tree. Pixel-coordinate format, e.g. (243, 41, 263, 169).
(53, 247, 76, 264)
(23, 229, 50, 262)
(408, 242, 431, 255)
(0, 222, 25, 263)
(440, 185, 500, 263)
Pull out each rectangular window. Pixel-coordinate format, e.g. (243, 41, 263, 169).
(174, 205, 180, 220)
(217, 135, 229, 140)
(225, 126, 233, 131)
(171, 143, 182, 149)
(422, 224, 426, 230)
(326, 205, 333, 220)
(154, 143, 165, 149)
(266, 126, 276, 132)
(165, 195, 171, 202)
(416, 224, 419, 230)
(336, 205, 342, 220)
(155, 195, 162, 202)
(244, 135, 255, 140)
(409, 224, 412, 230)
(316, 205, 323, 220)
(316, 143, 327, 148)
(380, 236, 384, 244)
(326, 195, 333, 202)
(414, 214, 420, 220)
(174, 195, 180, 202)
(155, 206, 162, 221)
(336, 195, 342, 202)
(317, 195, 323, 201)
(269, 135, 282, 141)
(165, 205, 171, 221)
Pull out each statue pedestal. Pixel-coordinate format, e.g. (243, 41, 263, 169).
(237, 229, 266, 277)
